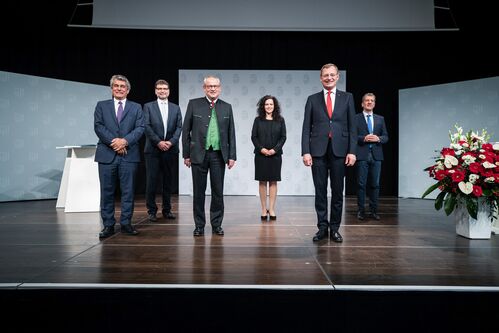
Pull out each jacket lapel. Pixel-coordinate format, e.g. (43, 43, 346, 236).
(317, 91, 328, 118)
(154, 101, 165, 136)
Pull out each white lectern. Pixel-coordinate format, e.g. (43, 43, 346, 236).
(56, 145, 100, 212)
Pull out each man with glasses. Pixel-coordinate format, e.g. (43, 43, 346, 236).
(94, 74, 144, 238)
(144, 79, 183, 222)
(301, 63, 357, 243)
(182, 75, 237, 236)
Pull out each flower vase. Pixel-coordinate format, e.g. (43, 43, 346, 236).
(454, 199, 492, 239)
(492, 205, 499, 235)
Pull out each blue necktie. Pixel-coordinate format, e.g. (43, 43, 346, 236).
(367, 114, 373, 149)
(367, 114, 373, 134)
(117, 101, 124, 123)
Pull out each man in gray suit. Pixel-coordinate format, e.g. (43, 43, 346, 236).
(301, 63, 357, 243)
(182, 75, 236, 236)
(144, 79, 183, 222)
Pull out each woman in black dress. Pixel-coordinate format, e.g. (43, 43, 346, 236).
(251, 95, 286, 220)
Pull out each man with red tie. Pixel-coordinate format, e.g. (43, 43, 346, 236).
(301, 63, 357, 242)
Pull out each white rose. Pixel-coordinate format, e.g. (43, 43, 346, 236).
(493, 143, 499, 151)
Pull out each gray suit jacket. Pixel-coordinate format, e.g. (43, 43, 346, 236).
(144, 100, 182, 154)
(182, 97, 236, 164)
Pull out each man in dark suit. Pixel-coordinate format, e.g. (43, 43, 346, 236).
(182, 75, 236, 236)
(94, 74, 145, 238)
(144, 79, 182, 222)
(355, 93, 388, 221)
(301, 63, 357, 243)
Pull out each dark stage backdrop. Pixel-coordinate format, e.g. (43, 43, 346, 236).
(1, 1, 497, 196)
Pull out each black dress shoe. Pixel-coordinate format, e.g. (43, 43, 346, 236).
(330, 231, 343, 243)
(269, 214, 277, 220)
(371, 212, 381, 220)
(121, 224, 139, 235)
(163, 211, 176, 219)
(261, 215, 268, 221)
(213, 226, 224, 235)
(193, 227, 205, 236)
(148, 213, 157, 222)
(313, 229, 328, 242)
(357, 211, 365, 220)
(99, 226, 115, 239)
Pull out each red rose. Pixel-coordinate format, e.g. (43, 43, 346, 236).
(468, 162, 481, 173)
(482, 143, 493, 151)
(435, 170, 447, 180)
(441, 148, 455, 156)
(451, 170, 465, 182)
(481, 170, 494, 178)
(472, 185, 483, 197)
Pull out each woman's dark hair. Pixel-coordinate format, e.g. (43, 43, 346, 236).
(256, 95, 282, 121)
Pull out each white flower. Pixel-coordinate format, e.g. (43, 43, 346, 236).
(493, 143, 499, 151)
(461, 154, 476, 165)
(436, 161, 445, 170)
(444, 155, 458, 168)
(479, 154, 486, 159)
(484, 177, 495, 183)
(450, 143, 462, 150)
(483, 161, 496, 169)
(468, 174, 480, 184)
(462, 142, 469, 148)
(458, 181, 473, 194)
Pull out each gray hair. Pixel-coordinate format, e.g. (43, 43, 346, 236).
(203, 75, 221, 86)
(110, 74, 131, 91)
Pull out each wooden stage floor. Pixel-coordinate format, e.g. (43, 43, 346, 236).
(1, 196, 499, 288)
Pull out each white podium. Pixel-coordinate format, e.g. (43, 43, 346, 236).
(56, 145, 100, 212)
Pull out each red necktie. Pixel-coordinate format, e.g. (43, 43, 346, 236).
(327, 91, 333, 138)
(326, 90, 333, 119)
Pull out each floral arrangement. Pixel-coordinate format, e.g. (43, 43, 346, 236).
(422, 125, 499, 220)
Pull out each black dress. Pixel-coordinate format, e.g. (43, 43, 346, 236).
(251, 117, 287, 181)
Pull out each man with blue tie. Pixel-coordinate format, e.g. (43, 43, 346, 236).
(94, 74, 145, 238)
(301, 63, 357, 242)
(355, 93, 389, 221)
(144, 80, 183, 222)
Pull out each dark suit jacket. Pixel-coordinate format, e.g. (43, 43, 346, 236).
(251, 117, 287, 155)
(182, 97, 236, 164)
(355, 113, 389, 161)
(301, 89, 357, 157)
(144, 100, 182, 154)
(94, 99, 144, 163)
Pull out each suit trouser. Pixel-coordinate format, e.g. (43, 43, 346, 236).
(356, 150, 382, 213)
(191, 150, 225, 228)
(98, 156, 138, 227)
(145, 152, 174, 215)
(311, 141, 346, 232)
